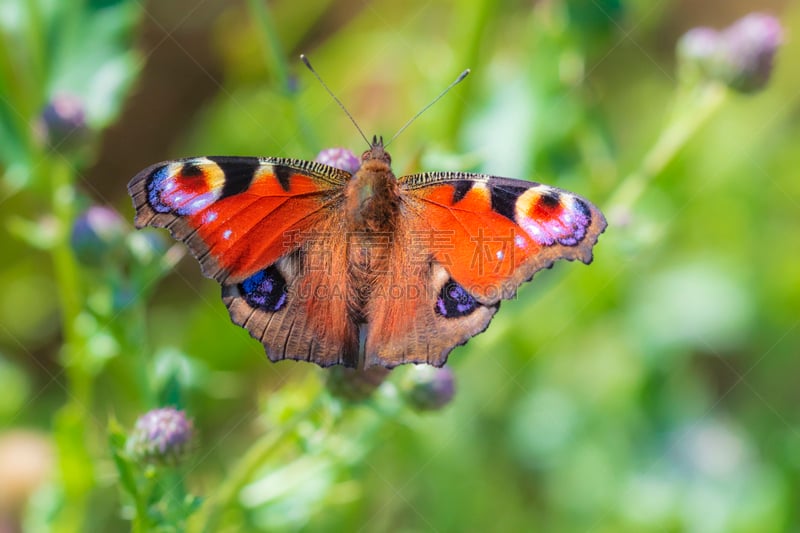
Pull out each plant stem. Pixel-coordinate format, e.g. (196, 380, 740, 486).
(50, 156, 90, 404)
(606, 83, 727, 217)
(247, 0, 289, 89)
(246, 0, 318, 149)
(193, 398, 323, 533)
(22, 0, 46, 94)
(50, 154, 94, 533)
(443, 0, 495, 143)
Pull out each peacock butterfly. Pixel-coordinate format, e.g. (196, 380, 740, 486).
(128, 61, 606, 369)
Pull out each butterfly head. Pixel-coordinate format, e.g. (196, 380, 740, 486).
(361, 135, 392, 167)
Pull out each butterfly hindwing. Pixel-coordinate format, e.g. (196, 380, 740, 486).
(222, 223, 359, 367)
(361, 243, 499, 367)
(128, 156, 358, 367)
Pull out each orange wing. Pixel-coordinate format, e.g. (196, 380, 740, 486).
(128, 156, 359, 366)
(399, 172, 606, 304)
(359, 171, 605, 368)
(128, 156, 348, 282)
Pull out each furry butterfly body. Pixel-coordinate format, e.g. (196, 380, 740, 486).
(128, 137, 606, 368)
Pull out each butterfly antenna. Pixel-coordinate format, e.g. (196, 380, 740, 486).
(385, 68, 470, 148)
(301, 54, 371, 148)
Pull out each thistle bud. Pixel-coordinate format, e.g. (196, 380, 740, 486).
(70, 206, 127, 266)
(400, 365, 456, 412)
(718, 13, 783, 93)
(37, 93, 88, 150)
(677, 13, 783, 94)
(677, 27, 721, 81)
(326, 366, 391, 402)
(126, 407, 194, 466)
(315, 148, 360, 174)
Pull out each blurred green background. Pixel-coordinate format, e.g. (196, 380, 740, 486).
(1, 0, 799, 531)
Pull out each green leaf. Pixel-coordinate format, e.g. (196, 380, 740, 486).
(6, 214, 59, 250)
(108, 418, 140, 504)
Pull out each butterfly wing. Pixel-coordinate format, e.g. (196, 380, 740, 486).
(128, 156, 360, 366)
(399, 172, 606, 302)
(361, 248, 501, 368)
(361, 171, 606, 368)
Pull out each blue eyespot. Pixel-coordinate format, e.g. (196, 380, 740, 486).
(147, 166, 173, 213)
(436, 280, 479, 318)
(239, 266, 288, 312)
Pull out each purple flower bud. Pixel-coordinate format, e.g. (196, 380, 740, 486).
(70, 206, 127, 266)
(718, 13, 783, 93)
(677, 27, 721, 78)
(127, 407, 194, 465)
(326, 366, 390, 401)
(400, 365, 456, 412)
(38, 93, 88, 150)
(287, 74, 300, 94)
(315, 148, 360, 174)
(677, 14, 783, 94)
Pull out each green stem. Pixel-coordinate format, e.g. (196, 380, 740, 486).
(607, 83, 727, 216)
(246, 0, 289, 89)
(51, 156, 86, 395)
(130, 301, 155, 406)
(193, 398, 323, 533)
(22, 0, 46, 94)
(443, 0, 495, 143)
(116, 263, 155, 408)
(50, 155, 94, 533)
(245, 0, 318, 149)
(0, 37, 35, 158)
(131, 516, 146, 533)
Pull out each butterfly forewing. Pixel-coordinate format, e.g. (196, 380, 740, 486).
(128, 156, 349, 281)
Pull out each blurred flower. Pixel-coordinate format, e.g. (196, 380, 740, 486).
(126, 230, 168, 267)
(315, 148, 360, 174)
(718, 14, 783, 93)
(677, 13, 783, 93)
(36, 93, 89, 150)
(326, 366, 390, 402)
(677, 27, 720, 79)
(70, 206, 127, 266)
(400, 365, 455, 411)
(287, 74, 300, 94)
(0, 431, 54, 517)
(126, 407, 194, 466)
(670, 420, 748, 480)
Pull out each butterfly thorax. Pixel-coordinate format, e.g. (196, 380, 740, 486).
(344, 144, 400, 233)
